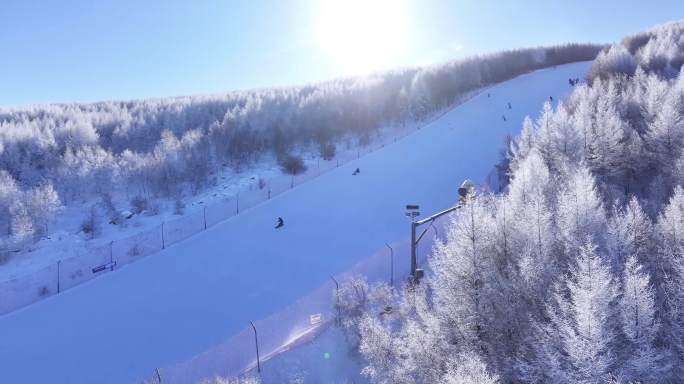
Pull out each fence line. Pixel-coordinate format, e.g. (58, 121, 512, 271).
(0, 85, 493, 318)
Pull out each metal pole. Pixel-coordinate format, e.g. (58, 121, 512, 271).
(250, 321, 261, 373)
(268, 177, 272, 199)
(410, 220, 417, 277)
(156, 367, 162, 383)
(57, 260, 60, 293)
(385, 244, 393, 286)
(318, 158, 320, 176)
(110, 241, 114, 271)
(236, 191, 240, 214)
(291, 168, 295, 188)
(204, 206, 207, 229)
(331, 277, 340, 317)
(161, 222, 165, 249)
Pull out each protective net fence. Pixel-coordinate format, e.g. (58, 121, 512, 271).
(112, 226, 164, 267)
(0, 85, 492, 324)
(0, 263, 59, 316)
(59, 245, 112, 292)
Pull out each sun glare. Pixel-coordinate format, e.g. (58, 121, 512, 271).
(318, 0, 407, 75)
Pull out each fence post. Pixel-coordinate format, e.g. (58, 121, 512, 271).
(204, 206, 207, 230)
(110, 241, 114, 271)
(162, 222, 165, 250)
(331, 277, 340, 318)
(57, 260, 60, 293)
(156, 367, 162, 383)
(385, 244, 393, 286)
(250, 321, 261, 373)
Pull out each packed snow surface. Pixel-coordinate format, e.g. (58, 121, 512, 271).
(0, 62, 591, 384)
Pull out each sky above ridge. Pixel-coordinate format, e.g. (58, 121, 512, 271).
(1, 0, 682, 106)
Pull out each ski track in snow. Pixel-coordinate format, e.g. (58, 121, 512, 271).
(0, 62, 592, 384)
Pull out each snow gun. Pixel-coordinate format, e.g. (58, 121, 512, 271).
(458, 179, 474, 202)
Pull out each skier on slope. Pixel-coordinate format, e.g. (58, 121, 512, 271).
(276, 217, 284, 229)
(550, 96, 553, 101)
(569, 79, 575, 86)
(502, 116, 507, 122)
(508, 102, 511, 109)
(352, 167, 360, 175)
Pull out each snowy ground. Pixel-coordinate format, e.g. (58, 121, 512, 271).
(0, 62, 591, 384)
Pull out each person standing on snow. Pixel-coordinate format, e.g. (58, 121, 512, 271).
(276, 217, 284, 228)
(550, 96, 553, 101)
(508, 102, 511, 109)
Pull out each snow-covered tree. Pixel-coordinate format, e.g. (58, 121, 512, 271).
(12, 207, 35, 253)
(542, 241, 619, 382)
(24, 181, 60, 236)
(619, 256, 667, 382)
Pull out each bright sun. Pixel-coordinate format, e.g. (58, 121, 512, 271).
(318, 0, 407, 75)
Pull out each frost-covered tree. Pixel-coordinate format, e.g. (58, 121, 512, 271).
(12, 208, 35, 253)
(0, 170, 20, 235)
(442, 352, 499, 384)
(557, 167, 606, 257)
(396, 87, 411, 127)
(541, 241, 619, 382)
(24, 181, 60, 236)
(619, 256, 667, 382)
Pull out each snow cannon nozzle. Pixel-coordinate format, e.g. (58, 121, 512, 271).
(458, 179, 474, 199)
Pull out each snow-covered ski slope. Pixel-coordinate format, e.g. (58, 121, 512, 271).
(0, 62, 591, 384)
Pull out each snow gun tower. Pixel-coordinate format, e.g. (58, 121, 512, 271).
(406, 180, 473, 284)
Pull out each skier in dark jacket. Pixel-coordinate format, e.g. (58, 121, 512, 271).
(550, 96, 554, 101)
(508, 102, 512, 109)
(276, 217, 284, 228)
(352, 167, 360, 175)
(502, 115, 507, 122)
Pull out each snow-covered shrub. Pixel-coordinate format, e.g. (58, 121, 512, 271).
(320, 143, 336, 160)
(80, 204, 102, 239)
(146, 200, 161, 216)
(130, 195, 148, 215)
(197, 373, 260, 384)
(100, 192, 117, 214)
(174, 199, 185, 215)
(278, 155, 307, 175)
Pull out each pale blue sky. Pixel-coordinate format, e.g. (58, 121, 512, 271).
(1, 0, 682, 106)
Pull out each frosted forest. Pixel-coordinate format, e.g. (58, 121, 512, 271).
(0, 43, 600, 255)
(331, 20, 684, 384)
